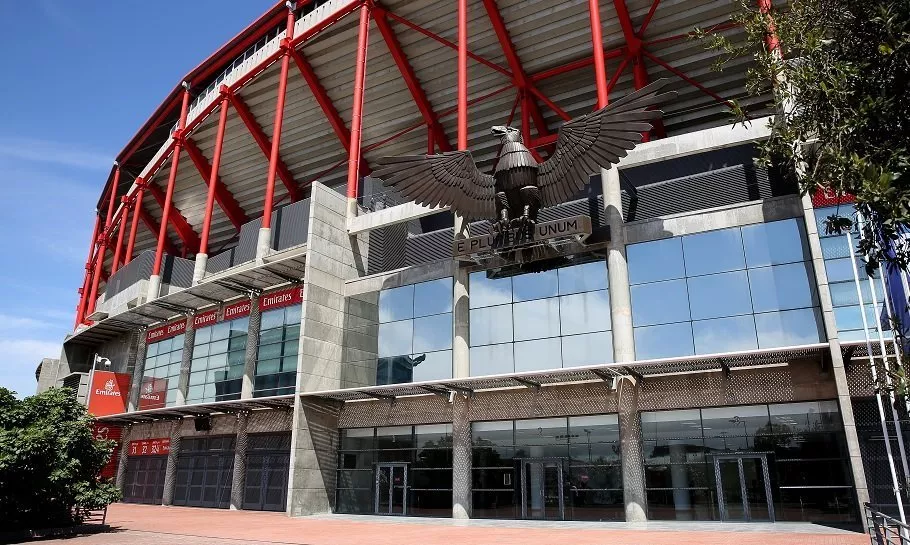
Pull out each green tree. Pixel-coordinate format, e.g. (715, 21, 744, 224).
(0, 387, 122, 531)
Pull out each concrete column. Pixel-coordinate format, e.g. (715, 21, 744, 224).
(127, 331, 148, 412)
(115, 425, 132, 491)
(241, 299, 262, 399)
(668, 440, 692, 520)
(230, 412, 250, 510)
(451, 393, 472, 519)
(192, 254, 208, 285)
(618, 376, 647, 522)
(287, 399, 340, 516)
(601, 167, 635, 362)
(147, 274, 162, 302)
(175, 314, 196, 406)
(161, 420, 182, 506)
(453, 213, 471, 379)
(800, 194, 870, 516)
(256, 227, 272, 263)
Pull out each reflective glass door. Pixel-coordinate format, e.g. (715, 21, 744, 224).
(714, 455, 774, 521)
(521, 459, 565, 520)
(375, 463, 407, 515)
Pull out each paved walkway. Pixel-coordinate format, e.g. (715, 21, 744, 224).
(50, 503, 868, 545)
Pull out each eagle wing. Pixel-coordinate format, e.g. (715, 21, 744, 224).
(374, 151, 496, 220)
(537, 79, 676, 207)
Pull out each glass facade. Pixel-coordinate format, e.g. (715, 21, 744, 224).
(188, 317, 248, 404)
(376, 278, 453, 384)
(336, 424, 453, 516)
(641, 401, 855, 522)
(255, 305, 301, 397)
(469, 261, 612, 376)
(142, 335, 184, 407)
(627, 219, 824, 360)
(813, 204, 890, 342)
(472, 415, 622, 520)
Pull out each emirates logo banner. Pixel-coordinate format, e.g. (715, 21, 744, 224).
(87, 371, 131, 417)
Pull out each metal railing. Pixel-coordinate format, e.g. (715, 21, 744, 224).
(867, 503, 910, 544)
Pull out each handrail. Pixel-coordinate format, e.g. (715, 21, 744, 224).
(866, 502, 910, 544)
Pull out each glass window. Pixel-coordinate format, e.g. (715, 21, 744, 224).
(748, 263, 817, 312)
(187, 317, 248, 404)
(414, 278, 452, 318)
(682, 228, 745, 276)
(255, 306, 300, 397)
(754, 308, 823, 348)
(413, 313, 452, 353)
(687, 271, 753, 320)
(512, 269, 558, 302)
(514, 337, 562, 372)
(559, 290, 611, 335)
(411, 350, 452, 382)
(470, 343, 514, 376)
(513, 298, 561, 341)
(741, 219, 806, 267)
(628, 237, 685, 284)
(558, 261, 608, 295)
(631, 279, 690, 326)
(378, 320, 413, 357)
(634, 322, 694, 360)
(141, 334, 184, 409)
(379, 284, 414, 322)
(562, 331, 613, 367)
(692, 315, 758, 355)
(819, 235, 852, 260)
(470, 305, 513, 346)
(470, 272, 512, 308)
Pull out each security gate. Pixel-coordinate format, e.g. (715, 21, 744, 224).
(243, 433, 291, 512)
(173, 436, 235, 509)
(122, 455, 167, 504)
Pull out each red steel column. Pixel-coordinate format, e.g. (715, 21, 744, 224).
(194, 93, 230, 282)
(588, 0, 609, 108)
(87, 165, 121, 318)
(75, 215, 101, 326)
(125, 180, 144, 263)
(111, 196, 130, 275)
(345, 2, 371, 218)
(457, 0, 468, 151)
(757, 0, 780, 55)
(261, 7, 297, 232)
(149, 85, 192, 299)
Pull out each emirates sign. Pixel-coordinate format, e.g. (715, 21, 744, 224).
(128, 438, 170, 456)
(146, 319, 187, 343)
(92, 422, 123, 479)
(259, 286, 303, 312)
(87, 371, 131, 417)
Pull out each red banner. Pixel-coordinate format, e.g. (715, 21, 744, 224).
(259, 286, 303, 312)
(223, 299, 252, 320)
(812, 188, 855, 208)
(137, 377, 168, 410)
(128, 438, 170, 457)
(92, 423, 123, 480)
(193, 308, 219, 329)
(146, 319, 187, 343)
(87, 371, 131, 417)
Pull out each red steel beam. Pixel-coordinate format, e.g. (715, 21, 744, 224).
(345, 2, 371, 202)
(124, 181, 144, 263)
(373, 9, 453, 152)
(110, 196, 130, 275)
(642, 50, 734, 107)
(589, 0, 611, 108)
(76, 215, 101, 326)
(153, 87, 193, 272)
(227, 90, 302, 202)
(147, 180, 201, 253)
(638, 0, 660, 36)
(458, 0, 468, 150)
(138, 206, 179, 257)
(184, 134, 250, 230)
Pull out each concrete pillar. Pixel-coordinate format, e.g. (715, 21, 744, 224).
(241, 298, 262, 399)
(175, 314, 196, 406)
(115, 425, 132, 491)
(256, 227, 272, 263)
(230, 412, 250, 510)
(668, 440, 692, 520)
(192, 254, 208, 285)
(161, 419, 182, 506)
(800, 194, 870, 516)
(127, 331, 148, 412)
(452, 393, 472, 519)
(147, 274, 162, 302)
(618, 376, 647, 522)
(287, 399, 340, 516)
(453, 213, 471, 380)
(601, 167, 635, 362)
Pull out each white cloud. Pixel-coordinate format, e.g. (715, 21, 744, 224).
(0, 338, 62, 399)
(0, 137, 111, 171)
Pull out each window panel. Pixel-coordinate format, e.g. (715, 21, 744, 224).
(634, 322, 694, 360)
(470, 305, 513, 346)
(631, 279, 690, 326)
(514, 337, 562, 372)
(692, 315, 758, 355)
(513, 298, 561, 341)
(741, 219, 806, 267)
(682, 228, 746, 276)
(377, 320, 413, 358)
(558, 261, 608, 295)
(754, 308, 823, 348)
(748, 263, 817, 312)
(820, 235, 853, 260)
(411, 350, 452, 382)
(470, 272, 512, 308)
(687, 271, 753, 320)
(833, 304, 882, 332)
(559, 290, 611, 335)
(260, 309, 285, 330)
(562, 331, 613, 367)
(512, 269, 558, 302)
(413, 313, 453, 353)
(825, 257, 863, 283)
(628, 237, 685, 284)
(470, 343, 514, 376)
(379, 285, 415, 323)
(413, 278, 452, 318)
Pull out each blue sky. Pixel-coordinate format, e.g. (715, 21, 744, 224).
(0, 0, 274, 397)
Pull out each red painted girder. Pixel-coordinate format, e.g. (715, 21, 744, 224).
(183, 137, 250, 229)
(227, 91, 302, 202)
(530, 48, 626, 83)
(642, 50, 733, 107)
(638, 0, 660, 36)
(137, 205, 179, 257)
(373, 10, 453, 152)
(643, 21, 739, 46)
(146, 181, 201, 252)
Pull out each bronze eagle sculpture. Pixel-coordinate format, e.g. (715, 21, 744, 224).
(374, 79, 675, 235)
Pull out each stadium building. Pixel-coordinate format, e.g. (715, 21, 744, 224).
(45, 0, 910, 524)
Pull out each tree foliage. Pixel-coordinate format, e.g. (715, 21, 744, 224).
(0, 387, 121, 531)
(700, 0, 910, 270)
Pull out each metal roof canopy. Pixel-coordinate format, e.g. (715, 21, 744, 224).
(303, 343, 830, 403)
(96, 394, 296, 425)
(66, 246, 307, 348)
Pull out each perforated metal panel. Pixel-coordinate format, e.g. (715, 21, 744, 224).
(173, 436, 236, 509)
(244, 432, 291, 511)
(122, 455, 167, 504)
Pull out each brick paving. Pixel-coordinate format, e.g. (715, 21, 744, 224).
(45, 503, 869, 545)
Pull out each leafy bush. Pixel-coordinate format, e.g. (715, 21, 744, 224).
(0, 387, 122, 530)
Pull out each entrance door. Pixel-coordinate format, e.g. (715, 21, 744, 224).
(520, 458, 565, 520)
(713, 455, 774, 522)
(375, 463, 407, 515)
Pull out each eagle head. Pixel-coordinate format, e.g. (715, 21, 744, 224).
(491, 125, 522, 144)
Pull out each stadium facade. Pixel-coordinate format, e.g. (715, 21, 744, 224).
(43, 0, 910, 525)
